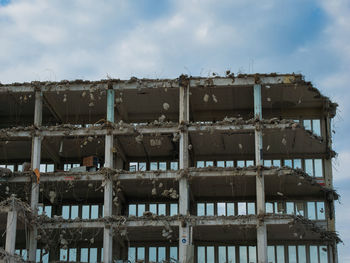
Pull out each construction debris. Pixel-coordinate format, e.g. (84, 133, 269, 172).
(203, 93, 209, 102)
(0, 73, 339, 262)
(163, 102, 170, 111)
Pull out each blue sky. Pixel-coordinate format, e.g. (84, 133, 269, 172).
(1, 0, 350, 261)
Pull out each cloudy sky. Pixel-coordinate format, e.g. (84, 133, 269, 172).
(1, 0, 349, 261)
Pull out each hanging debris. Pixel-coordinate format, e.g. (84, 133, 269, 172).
(161, 188, 178, 199)
(135, 134, 143, 144)
(115, 97, 123, 104)
(152, 188, 157, 196)
(150, 138, 162, 147)
(49, 191, 56, 204)
(172, 132, 180, 142)
(158, 114, 166, 123)
(163, 102, 170, 111)
(282, 138, 287, 146)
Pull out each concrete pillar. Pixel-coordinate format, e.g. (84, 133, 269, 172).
(28, 91, 42, 262)
(254, 84, 267, 263)
(325, 116, 337, 262)
(103, 89, 115, 263)
(5, 195, 17, 263)
(331, 243, 338, 263)
(179, 82, 193, 263)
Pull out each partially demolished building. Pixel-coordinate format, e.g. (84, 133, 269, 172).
(0, 74, 339, 263)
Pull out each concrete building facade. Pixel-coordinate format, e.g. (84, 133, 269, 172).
(0, 74, 339, 263)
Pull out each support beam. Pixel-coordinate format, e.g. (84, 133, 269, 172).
(103, 89, 114, 263)
(179, 82, 193, 263)
(5, 195, 17, 263)
(114, 139, 127, 163)
(254, 84, 267, 263)
(42, 140, 61, 165)
(28, 91, 42, 262)
(0, 122, 300, 139)
(43, 94, 63, 123)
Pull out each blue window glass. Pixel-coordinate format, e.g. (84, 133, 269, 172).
(170, 247, 178, 262)
(239, 246, 247, 263)
(82, 205, 89, 219)
(71, 205, 78, 219)
(69, 248, 77, 262)
(81, 248, 88, 262)
(158, 247, 166, 262)
(60, 249, 67, 261)
(129, 204, 137, 216)
(238, 202, 246, 215)
(137, 204, 145, 217)
(197, 203, 205, 216)
(158, 204, 166, 215)
(207, 246, 214, 263)
(268, 246, 275, 263)
(206, 203, 214, 216)
(276, 245, 285, 263)
(217, 202, 226, 216)
(90, 205, 98, 219)
(228, 246, 236, 263)
(90, 248, 97, 263)
(62, 206, 69, 219)
(218, 246, 226, 263)
(128, 247, 135, 263)
(288, 246, 297, 263)
(227, 203, 235, 216)
(197, 246, 205, 263)
(170, 204, 178, 216)
(298, 246, 306, 263)
(149, 247, 156, 262)
(137, 247, 145, 261)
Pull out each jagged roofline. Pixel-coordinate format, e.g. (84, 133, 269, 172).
(0, 73, 338, 116)
(1, 72, 299, 86)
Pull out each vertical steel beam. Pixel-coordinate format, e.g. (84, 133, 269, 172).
(179, 83, 193, 263)
(5, 195, 17, 263)
(104, 89, 115, 263)
(28, 91, 42, 262)
(254, 84, 267, 263)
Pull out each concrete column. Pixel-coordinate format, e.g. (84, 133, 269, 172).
(254, 84, 267, 263)
(179, 82, 193, 263)
(331, 243, 338, 263)
(28, 91, 43, 262)
(5, 195, 17, 263)
(325, 116, 337, 262)
(324, 116, 333, 188)
(103, 89, 114, 263)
